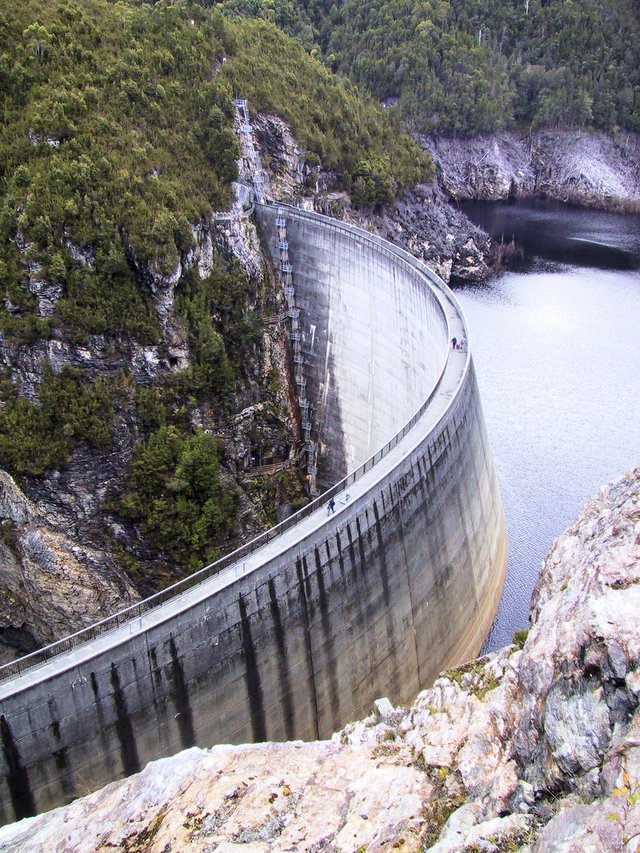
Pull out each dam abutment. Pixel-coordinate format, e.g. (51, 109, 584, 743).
(0, 206, 506, 824)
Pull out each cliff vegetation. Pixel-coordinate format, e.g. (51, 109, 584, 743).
(0, 0, 426, 655)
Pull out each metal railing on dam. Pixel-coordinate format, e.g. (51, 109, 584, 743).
(0, 206, 459, 686)
(0, 205, 507, 825)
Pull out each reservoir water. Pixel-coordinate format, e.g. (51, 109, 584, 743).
(455, 200, 640, 650)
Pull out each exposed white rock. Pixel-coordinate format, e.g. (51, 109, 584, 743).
(531, 131, 640, 211)
(424, 130, 640, 212)
(130, 343, 162, 383)
(64, 239, 95, 268)
(25, 278, 62, 317)
(193, 222, 215, 279)
(424, 133, 536, 201)
(0, 742, 433, 853)
(147, 258, 182, 329)
(0, 471, 138, 650)
(27, 129, 61, 148)
(215, 215, 265, 284)
(431, 810, 532, 852)
(252, 113, 306, 202)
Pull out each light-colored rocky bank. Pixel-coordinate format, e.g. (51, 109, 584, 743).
(2, 468, 638, 852)
(423, 130, 640, 214)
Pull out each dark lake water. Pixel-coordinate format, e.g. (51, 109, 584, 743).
(455, 200, 640, 651)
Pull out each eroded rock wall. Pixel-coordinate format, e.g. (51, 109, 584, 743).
(424, 130, 640, 213)
(0, 200, 301, 662)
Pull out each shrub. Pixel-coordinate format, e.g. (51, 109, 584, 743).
(0, 366, 115, 476)
(512, 628, 529, 650)
(119, 426, 240, 571)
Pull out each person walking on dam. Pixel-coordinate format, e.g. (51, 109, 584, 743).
(327, 497, 336, 515)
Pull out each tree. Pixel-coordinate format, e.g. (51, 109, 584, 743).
(22, 23, 52, 62)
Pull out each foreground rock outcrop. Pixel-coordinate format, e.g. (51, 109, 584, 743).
(2, 468, 638, 851)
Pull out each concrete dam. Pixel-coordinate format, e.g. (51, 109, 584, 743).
(0, 205, 507, 824)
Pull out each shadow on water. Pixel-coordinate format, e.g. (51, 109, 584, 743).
(460, 198, 640, 271)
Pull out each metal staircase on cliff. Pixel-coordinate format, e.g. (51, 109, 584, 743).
(211, 99, 266, 220)
(213, 99, 317, 491)
(276, 210, 318, 493)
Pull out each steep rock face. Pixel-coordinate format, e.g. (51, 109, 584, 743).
(530, 131, 640, 212)
(0, 183, 301, 660)
(0, 471, 138, 661)
(3, 469, 638, 850)
(423, 134, 536, 202)
(343, 183, 492, 283)
(252, 113, 307, 203)
(254, 112, 492, 283)
(424, 130, 640, 213)
(513, 472, 640, 798)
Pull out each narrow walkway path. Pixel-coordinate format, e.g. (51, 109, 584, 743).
(0, 261, 468, 695)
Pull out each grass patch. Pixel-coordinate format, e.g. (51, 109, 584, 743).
(444, 659, 500, 700)
(512, 628, 529, 650)
(420, 793, 466, 849)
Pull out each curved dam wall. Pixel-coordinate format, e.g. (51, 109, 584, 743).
(0, 208, 506, 825)
(257, 206, 449, 486)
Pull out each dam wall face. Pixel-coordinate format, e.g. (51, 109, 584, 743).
(0, 208, 506, 825)
(257, 207, 449, 486)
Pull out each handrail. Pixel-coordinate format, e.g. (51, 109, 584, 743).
(0, 205, 465, 683)
(277, 203, 468, 340)
(211, 202, 255, 222)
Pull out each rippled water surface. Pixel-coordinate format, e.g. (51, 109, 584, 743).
(455, 200, 640, 650)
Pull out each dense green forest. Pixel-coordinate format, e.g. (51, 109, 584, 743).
(0, 0, 424, 571)
(219, 0, 640, 134)
(0, 0, 423, 345)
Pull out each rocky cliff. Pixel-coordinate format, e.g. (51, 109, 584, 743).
(2, 468, 638, 851)
(0, 178, 304, 664)
(424, 130, 640, 214)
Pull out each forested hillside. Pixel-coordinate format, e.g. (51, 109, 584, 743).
(220, 0, 640, 135)
(0, 0, 422, 351)
(0, 0, 427, 655)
